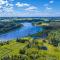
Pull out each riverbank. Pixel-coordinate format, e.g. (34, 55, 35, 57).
(0, 21, 23, 34)
(0, 22, 43, 41)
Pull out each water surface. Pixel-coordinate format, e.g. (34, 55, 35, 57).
(0, 22, 43, 41)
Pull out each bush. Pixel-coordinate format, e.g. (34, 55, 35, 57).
(1, 55, 10, 60)
(19, 49, 26, 54)
(38, 46, 48, 50)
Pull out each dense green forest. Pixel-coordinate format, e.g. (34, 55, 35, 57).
(0, 21, 23, 34)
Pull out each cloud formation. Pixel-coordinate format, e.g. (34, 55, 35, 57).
(0, 0, 7, 5)
(25, 6, 37, 11)
(0, 0, 38, 17)
(0, 0, 60, 17)
(16, 2, 30, 7)
(49, 1, 54, 4)
(44, 0, 54, 10)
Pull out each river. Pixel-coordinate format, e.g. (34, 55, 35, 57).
(0, 22, 43, 41)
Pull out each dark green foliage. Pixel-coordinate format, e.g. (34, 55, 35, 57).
(11, 55, 20, 60)
(38, 46, 48, 50)
(16, 38, 29, 43)
(16, 38, 20, 42)
(47, 30, 60, 47)
(1, 55, 10, 60)
(0, 21, 23, 34)
(42, 40, 46, 43)
(26, 44, 31, 48)
(19, 49, 26, 54)
(20, 54, 28, 60)
(50, 39, 59, 47)
(6, 41, 9, 44)
(0, 41, 10, 46)
(0, 42, 4, 46)
(26, 43, 32, 48)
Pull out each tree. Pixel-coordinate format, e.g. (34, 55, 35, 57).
(16, 38, 20, 42)
(6, 41, 9, 44)
(19, 49, 26, 54)
(47, 30, 60, 47)
(1, 55, 10, 60)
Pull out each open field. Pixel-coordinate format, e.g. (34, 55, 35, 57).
(0, 40, 27, 60)
(0, 37, 60, 60)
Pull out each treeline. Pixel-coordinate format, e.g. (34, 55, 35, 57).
(0, 21, 23, 34)
(47, 29, 60, 47)
(0, 41, 9, 46)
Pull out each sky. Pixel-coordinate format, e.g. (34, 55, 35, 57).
(0, 0, 60, 17)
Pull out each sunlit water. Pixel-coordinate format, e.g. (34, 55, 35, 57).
(0, 22, 43, 41)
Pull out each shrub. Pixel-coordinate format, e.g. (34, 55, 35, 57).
(19, 49, 26, 54)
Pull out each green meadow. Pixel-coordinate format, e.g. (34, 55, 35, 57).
(0, 36, 60, 60)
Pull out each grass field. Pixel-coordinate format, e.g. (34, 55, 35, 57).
(0, 40, 27, 60)
(0, 37, 60, 60)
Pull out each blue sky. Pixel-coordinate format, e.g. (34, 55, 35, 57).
(0, 0, 60, 17)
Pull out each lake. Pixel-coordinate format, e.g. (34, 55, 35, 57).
(0, 22, 43, 41)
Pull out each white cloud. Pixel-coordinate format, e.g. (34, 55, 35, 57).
(0, 0, 39, 17)
(44, 0, 54, 11)
(16, 2, 30, 7)
(0, 0, 14, 17)
(0, 0, 13, 8)
(5, 3, 13, 7)
(44, 0, 54, 7)
(0, 0, 8, 5)
(25, 6, 37, 11)
(3, 6, 14, 12)
(49, 1, 54, 4)
(0, 0, 58, 17)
